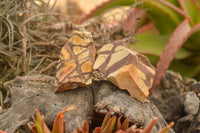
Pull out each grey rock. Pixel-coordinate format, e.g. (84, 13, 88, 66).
(151, 71, 185, 122)
(93, 81, 175, 133)
(0, 76, 174, 133)
(184, 91, 199, 115)
(0, 76, 94, 133)
(151, 70, 200, 133)
(174, 115, 195, 133)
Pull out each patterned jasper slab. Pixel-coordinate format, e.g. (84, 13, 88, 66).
(93, 41, 155, 102)
(55, 29, 95, 92)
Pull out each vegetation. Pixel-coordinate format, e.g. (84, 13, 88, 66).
(0, 0, 199, 132)
(27, 106, 174, 133)
(81, 0, 200, 93)
(0, 0, 71, 109)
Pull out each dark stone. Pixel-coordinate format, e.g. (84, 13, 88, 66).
(192, 82, 200, 96)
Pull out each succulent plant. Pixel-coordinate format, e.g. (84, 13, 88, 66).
(136, 0, 200, 94)
(80, 0, 200, 94)
(28, 105, 77, 133)
(27, 107, 173, 133)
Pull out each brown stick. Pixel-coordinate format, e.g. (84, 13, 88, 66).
(19, 13, 59, 75)
(19, 2, 27, 75)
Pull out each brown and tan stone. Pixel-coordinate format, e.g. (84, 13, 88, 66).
(55, 29, 95, 92)
(93, 41, 155, 102)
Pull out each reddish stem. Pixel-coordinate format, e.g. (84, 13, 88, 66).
(156, 0, 187, 17)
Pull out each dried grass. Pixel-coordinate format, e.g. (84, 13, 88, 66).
(0, 0, 134, 109)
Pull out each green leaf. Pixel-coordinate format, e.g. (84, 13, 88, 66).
(183, 54, 200, 65)
(151, 19, 192, 93)
(169, 60, 200, 78)
(35, 123, 43, 133)
(34, 108, 50, 133)
(35, 109, 44, 133)
(130, 32, 192, 60)
(165, 0, 180, 6)
(178, 0, 200, 24)
(145, 55, 159, 66)
(184, 30, 200, 51)
(140, 0, 183, 34)
(102, 116, 117, 133)
(101, 110, 112, 129)
(144, 55, 200, 79)
(194, 72, 200, 81)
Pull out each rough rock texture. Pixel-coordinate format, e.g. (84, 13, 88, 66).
(0, 76, 94, 133)
(0, 75, 174, 133)
(174, 115, 195, 133)
(151, 71, 186, 122)
(151, 71, 200, 133)
(183, 91, 199, 115)
(192, 82, 200, 96)
(93, 81, 174, 133)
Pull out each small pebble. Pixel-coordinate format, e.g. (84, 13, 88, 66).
(183, 91, 200, 115)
